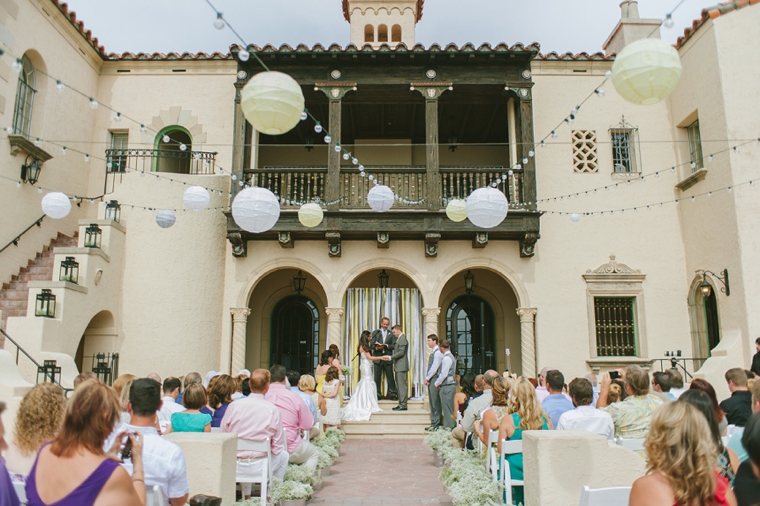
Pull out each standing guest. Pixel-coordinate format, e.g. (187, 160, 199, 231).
(5, 383, 66, 475)
(221, 369, 288, 499)
(585, 373, 600, 406)
(726, 380, 760, 464)
(735, 412, 760, 506)
(541, 370, 574, 429)
(73, 371, 97, 389)
(667, 368, 686, 399)
(26, 380, 147, 506)
(208, 374, 236, 428)
(690, 378, 729, 435)
(720, 368, 753, 427)
(1, 402, 21, 506)
(266, 365, 319, 471)
(314, 350, 333, 395)
(473, 377, 512, 447)
(557, 378, 614, 439)
(435, 340, 458, 429)
(651, 372, 676, 402)
(535, 367, 554, 403)
(597, 366, 663, 439)
(176, 372, 202, 405)
(751, 338, 760, 378)
(629, 401, 736, 506)
(158, 377, 184, 425)
(171, 384, 212, 433)
(329, 344, 345, 400)
(321, 366, 342, 429)
(371, 317, 397, 400)
(391, 324, 409, 411)
(424, 334, 443, 431)
(114, 374, 137, 424)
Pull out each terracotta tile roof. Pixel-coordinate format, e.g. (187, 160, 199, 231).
(50, 0, 107, 57)
(535, 51, 613, 61)
(675, 0, 759, 49)
(106, 51, 232, 61)
(342, 0, 424, 22)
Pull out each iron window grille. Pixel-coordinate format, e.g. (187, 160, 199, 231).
(687, 120, 704, 172)
(593, 296, 637, 357)
(12, 55, 36, 137)
(609, 117, 640, 174)
(108, 132, 129, 173)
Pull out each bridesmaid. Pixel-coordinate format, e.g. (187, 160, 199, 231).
(329, 344, 345, 403)
(315, 350, 333, 395)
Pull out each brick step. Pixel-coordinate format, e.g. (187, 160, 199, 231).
(0, 299, 28, 309)
(31, 257, 54, 267)
(16, 273, 52, 282)
(26, 265, 53, 275)
(0, 308, 27, 318)
(0, 289, 28, 300)
(8, 281, 28, 291)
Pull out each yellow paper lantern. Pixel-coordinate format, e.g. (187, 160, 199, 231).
(298, 203, 324, 228)
(446, 199, 467, 222)
(611, 38, 682, 105)
(241, 71, 305, 135)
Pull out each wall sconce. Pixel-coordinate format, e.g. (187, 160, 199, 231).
(37, 360, 61, 384)
(700, 269, 730, 297)
(84, 224, 102, 249)
(35, 289, 56, 318)
(105, 200, 121, 222)
(293, 270, 306, 294)
(464, 270, 475, 294)
(59, 257, 79, 284)
(304, 133, 314, 152)
(21, 155, 42, 185)
(378, 269, 389, 289)
(448, 130, 458, 152)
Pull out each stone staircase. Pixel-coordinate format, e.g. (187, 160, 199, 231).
(0, 232, 78, 338)
(342, 399, 430, 439)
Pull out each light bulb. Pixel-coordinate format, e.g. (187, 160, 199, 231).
(314, 123, 322, 133)
(84, 154, 90, 162)
(515, 164, 522, 170)
(16, 181, 21, 188)
(214, 13, 225, 29)
(163, 135, 170, 143)
(663, 14, 674, 28)
(595, 89, 605, 98)
(34, 138, 40, 147)
(605, 70, 612, 80)
(114, 112, 121, 122)
(508, 170, 514, 176)
(90, 98, 98, 109)
(707, 192, 712, 198)
(728, 187, 732, 193)
(566, 117, 574, 125)
(352, 158, 358, 165)
(358, 165, 364, 171)
(335, 145, 341, 153)
(56, 80, 65, 93)
(655, 172, 660, 178)
(11, 59, 22, 73)
(140, 124, 147, 134)
(239, 180, 244, 186)
(528, 150, 535, 157)
(231, 174, 237, 181)
(324, 134, 332, 143)
(733, 146, 740, 154)
(61, 146, 67, 155)
(541, 140, 546, 148)
(301, 111, 308, 121)
(571, 107, 578, 116)
(551, 131, 557, 139)
(690, 161, 696, 169)
(522, 158, 528, 165)
(238, 49, 250, 62)
(179, 143, 187, 151)
(342, 152, 350, 160)
(38, 187, 42, 193)
(707, 154, 713, 162)
(140, 171, 145, 177)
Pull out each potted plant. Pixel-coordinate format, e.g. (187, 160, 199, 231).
(317, 449, 334, 476)
(270, 478, 313, 506)
(284, 463, 320, 490)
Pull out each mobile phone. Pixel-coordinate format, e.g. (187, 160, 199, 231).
(609, 371, 621, 380)
(121, 435, 133, 460)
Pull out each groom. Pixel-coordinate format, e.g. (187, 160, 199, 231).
(391, 324, 409, 411)
(371, 317, 397, 400)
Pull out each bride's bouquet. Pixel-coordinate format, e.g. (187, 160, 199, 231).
(340, 365, 351, 376)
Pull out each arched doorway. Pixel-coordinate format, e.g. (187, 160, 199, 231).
(688, 276, 721, 362)
(74, 311, 119, 384)
(270, 295, 320, 375)
(446, 295, 496, 375)
(154, 127, 193, 173)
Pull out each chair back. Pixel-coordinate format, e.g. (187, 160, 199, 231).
(579, 485, 632, 506)
(210, 427, 221, 432)
(615, 437, 645, 451)
(726, 424, 739, 437)
(485, 430, 500, 475)
(237, 438, 271, 455)
(13, 481, 27, 504)
(499, 439, 524, 506)
(146, 485, 166, 506)
(235, 437, 272, 498)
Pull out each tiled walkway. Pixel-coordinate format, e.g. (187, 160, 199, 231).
(311, 439, 453, 506)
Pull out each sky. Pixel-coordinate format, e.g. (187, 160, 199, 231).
(63, 0, 710, 56)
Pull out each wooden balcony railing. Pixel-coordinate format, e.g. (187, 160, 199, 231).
(340, 166, 427, 209)
(250, 167, 328, 207)
(440, 166, 522, 204)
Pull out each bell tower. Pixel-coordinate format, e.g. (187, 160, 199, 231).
(343, 0, 423, 48)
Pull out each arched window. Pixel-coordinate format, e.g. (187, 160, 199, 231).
(154, 127, 193, 174)
(13, 55, 36, 137)
(378, 24, 388, 43)
(391, 24, 402, 42)
(364, 24, 374, 43)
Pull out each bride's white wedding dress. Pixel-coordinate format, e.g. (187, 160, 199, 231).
(341, 353, 383, 421)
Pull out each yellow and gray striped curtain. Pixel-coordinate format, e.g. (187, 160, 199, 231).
(342, 288, 425, 398)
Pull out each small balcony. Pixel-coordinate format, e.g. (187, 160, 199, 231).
(103, 148, 217, 193)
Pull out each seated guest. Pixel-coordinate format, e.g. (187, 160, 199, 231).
(585, 373, 600, 406)
(240, 377, 251, 398)
(630, 401, 736, 506)
(6, 383, 66, 475)
(735, 412, 760, 506)
(690, 378, 729, 435)
(26, 380, 147, 506)
(557, 377, 614, 439)
(472, 377, 512, 447)
(176, 372, 202, 405)
(651, 372, 676, 402)
(266, 365, 319, 471)
(667, 368, 686, 399)
(597, 366, 663, 439)
(454, 372, 478, 420)
(73, 371, 97, 389)
(457, 370, 498, 446)
(171, 384, 212, 433)
(209, 374, 236, 428)
(302, 374, 327, 424)
(113, 373, 137, 424)
(720, 368, 753, 427)
(1, 401, 21, 506)
(452, 373, 485, 449)
(535, 366, 554, 403)
(158, 377, 184, 425)
(221, 369, 288, 499)
(231, 374, 247, 401)
(289, 371, 321, 440)
(541, 370, 574, 429)
(606, 383, 623, 404)
(122, 378, 189, 505)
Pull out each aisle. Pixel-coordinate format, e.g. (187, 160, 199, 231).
(311, 438, 452, 505)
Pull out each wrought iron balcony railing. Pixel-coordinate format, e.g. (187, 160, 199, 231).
(104, 148, 218, 193)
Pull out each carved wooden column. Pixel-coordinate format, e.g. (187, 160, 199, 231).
(227, 78, 249, 257)
(411, 83, 452, 211)
(517, 307, 537, 378)
(325, 307, 344, 349)
(230, 307, 251, 374)
(315, 83, 356, 212)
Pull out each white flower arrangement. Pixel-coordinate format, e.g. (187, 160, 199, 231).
(269, 477, 314, 501)
(284, 463, 319, 485)
(234, 498, 263, 506)
(423, 427, 453, 451)
(340, 365, 351, 376)
(324, 427, 346, 443)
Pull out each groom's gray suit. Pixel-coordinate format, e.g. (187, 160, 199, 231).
(392, 332, 409, 409)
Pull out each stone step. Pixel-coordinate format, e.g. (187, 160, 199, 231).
(377, 399, 425, 409)
(366, 410, 431, 423)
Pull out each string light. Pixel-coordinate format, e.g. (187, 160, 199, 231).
(114, 112, 122, 122)
(84, 154, 89, 162)
(89, 98, 98, 109)
(663, 14, 675, 29)
(314, 123, 323, 133)
(140, 124, 147, 134)
(56, 80, 65, 93)
(238, 48, 250, 62)
(595, 89, 605, 98)
(11, 59, 22, 73)
(214, 12, 225, 29)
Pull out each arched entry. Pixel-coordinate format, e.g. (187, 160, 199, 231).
(74, 311, 119, 384)
(446, 295, 496, 375)
(154, 126, 193, 173)
(270, 295, 320, 375)
(688, 275, 721, 360)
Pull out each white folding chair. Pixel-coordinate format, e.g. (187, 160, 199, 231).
(485, 430, 499, 478)
(615, 437, 645, 452)
(726, 424, 738, 437)
(578, 485, 632, 506)
(145, 485, 166, 506)
(236, 438, 273, 500)
(13, 481, 27, 505)
(722, 435, 731, 448)
(210, 427, 221, 432)
(499, 439, 524, 506)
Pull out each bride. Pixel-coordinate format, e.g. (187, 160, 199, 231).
(341, 331, 387, 422)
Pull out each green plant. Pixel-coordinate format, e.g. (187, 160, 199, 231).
(269, 477, 313, 501)
(284, 463, 318, 485)
(423, 427, 453, 451)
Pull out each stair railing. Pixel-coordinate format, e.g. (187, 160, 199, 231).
(0, 215, 45, 255)
(0, 328, 68, 389)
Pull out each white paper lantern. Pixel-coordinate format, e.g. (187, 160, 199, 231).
(570, 213, 581, 222)
(446, 199, 468, 222)
(241, 71, 305, 136)
(611, 38, 682, 105)
(367, 185, 394, 213)
(298, 203, 324, 228)
(156, 209, 176, 228)
(41, 192, 71, 219)
(183, 186, 210, 211)
(466, 187, 508, 229)
(232, 187, 281, 233)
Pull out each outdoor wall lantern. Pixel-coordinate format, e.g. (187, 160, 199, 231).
(378, 269, 389, 289)
(105, 200, 121, 222)
(35, 289, 56, 318)
(304, 132, 314, 152)
(59, 257, 79, 284)
(293, 270, 306, 294)
(84, 224, 102, 249)
(464, 270, 475, 294)
(37, 360, 61, 384)
(21, 155, 42, 185)
(700, 269, 730, 297)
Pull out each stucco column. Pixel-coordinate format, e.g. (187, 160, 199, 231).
(517, 307, 538, 379)
(325, 307, 344, 349)
(230, 308, 251, 374)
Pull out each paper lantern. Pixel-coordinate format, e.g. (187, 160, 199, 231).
(466, 187, 508, 229)
(156, 209, 176, 228)
(446, 199, 467, 222)
(41, 192, 71, 219)
(367, 185, 394, 213)
(183, 186, 210, 211)
(298, 203, 324, 228)
(570, 213, 581, 222)
(611, 38, 682, 105)
(232, 187, 281, 233)
(241, 71, 305, 136)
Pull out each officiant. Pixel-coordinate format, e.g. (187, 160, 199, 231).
(370, 317, 397, 400)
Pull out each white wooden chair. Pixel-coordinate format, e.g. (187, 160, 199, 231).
(499, 439, 524, 506)
(236, 438, 273, 500)
(726, 424, 739, 437)
(578, 485, 631, 506)
(722, 435, 731, 448)
(210, 427, 221, 432)
(13, 481, 27, 505)
(485, 430, 499, 478)
(145, 485, 166, 506)
(615, 437, 645, 452)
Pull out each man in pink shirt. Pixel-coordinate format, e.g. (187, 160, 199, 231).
(265, 364, 319, 471)
(221, 369, 288, 499)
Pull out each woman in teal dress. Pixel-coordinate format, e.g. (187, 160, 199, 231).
(498, 377, 552, 505)
(171, 383, 212, 433)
